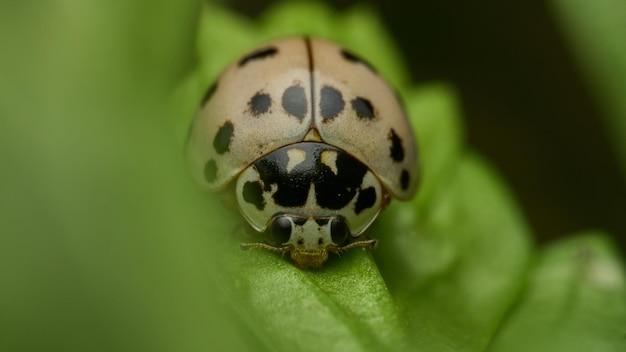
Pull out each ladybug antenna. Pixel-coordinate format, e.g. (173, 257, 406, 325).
(240, 242, 291, 254)
(330, 239, 378, 254)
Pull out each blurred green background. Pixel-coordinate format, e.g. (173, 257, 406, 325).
(1, 0, 624, 351)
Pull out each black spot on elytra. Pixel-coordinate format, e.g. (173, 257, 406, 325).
(351, 97, 375, 120)
(282, 85, 307, 119)
(213, 121, 234, 155)
(243, 181, 265, 210)
(252, 142, 369, 210)
(200, 81, 218, 107)
(340, 48, 378, 74)
(389, 129, 405, 162)
(320, 86, 344, 121)
(249, 93, 271, 116)
(355, 187, 377, 214)
(400, 169, 410, 190)
(204, 160, 217, 183)
(238, 47, 278, 67)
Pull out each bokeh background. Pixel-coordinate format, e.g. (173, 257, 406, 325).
(228, 0, 626, 251)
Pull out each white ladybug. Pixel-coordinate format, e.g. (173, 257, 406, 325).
(187, 37, 419, 269)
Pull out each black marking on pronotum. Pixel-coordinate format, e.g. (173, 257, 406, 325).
(320, 86, 344, 121)
(251, 142, 369, 210)
(204, 159, 217, 183)
(351, 97, 375, 120)
(282, 85, 307, 119)
(389, 128, 405, 162)
(249, 92, 271, 116)
(243, 181, 265, 210)
(355, 187, 377, 214)
(238, 46, 278, 67)
(340, 48, 378, 74)
(200, 81, 218, 107)
(213, 121, 234, 155)
(400, 169, 410, 190)
(316, 147, 368, 209)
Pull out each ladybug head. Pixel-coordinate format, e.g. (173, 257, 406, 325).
(240, 214, 377, 269)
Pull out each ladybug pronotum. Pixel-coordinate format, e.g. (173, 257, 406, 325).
(187, 37, 419, 269)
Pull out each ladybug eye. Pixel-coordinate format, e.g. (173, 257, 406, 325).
(330, 219, 350, 245)
(270, 217, 292, 245)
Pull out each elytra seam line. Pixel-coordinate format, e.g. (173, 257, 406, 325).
(304, 36, 315, 127)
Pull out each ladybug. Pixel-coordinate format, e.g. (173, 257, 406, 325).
(187, 37, 418, 269)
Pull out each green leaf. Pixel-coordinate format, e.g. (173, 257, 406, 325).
(550, 0, 626, 180)
(224, 249, 405, 351)
(375, 153, 532, 351)
(489, 233, 626, 351)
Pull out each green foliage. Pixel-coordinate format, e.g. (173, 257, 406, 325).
(1, 1, 624, 352)
(550, 0, 626, 180)
(489, 233, 626, 351)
